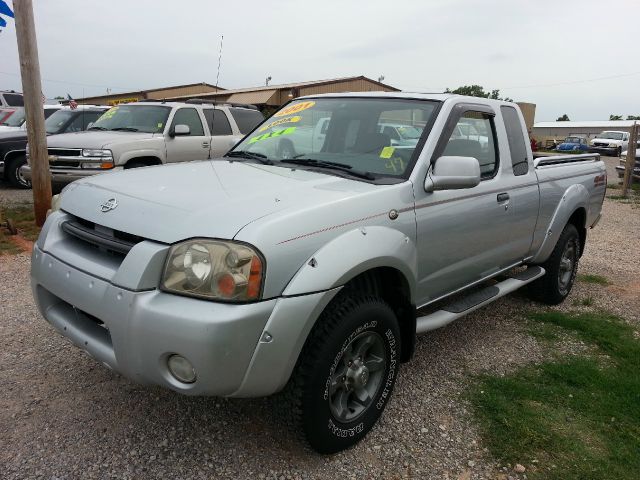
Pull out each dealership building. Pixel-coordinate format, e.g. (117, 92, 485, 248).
(74, 76, 400, 110)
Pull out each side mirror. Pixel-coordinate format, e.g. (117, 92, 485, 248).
(424, 155, 481, 192)
(170, 124, 190, 137)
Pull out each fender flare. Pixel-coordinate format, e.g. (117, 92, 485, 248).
(282, 225, 417, 302)
(530, 183, 589, 264)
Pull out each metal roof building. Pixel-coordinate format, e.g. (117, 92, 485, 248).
(72, 76, 399, 110)
(164, 76, 400, 108)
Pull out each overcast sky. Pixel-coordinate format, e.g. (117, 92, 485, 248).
(1, 0, 639, 121)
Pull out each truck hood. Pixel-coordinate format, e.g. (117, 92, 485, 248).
(59, 160, 376, 243)
(46, 130, 157, 149)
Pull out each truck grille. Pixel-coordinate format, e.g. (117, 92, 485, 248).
(592, 142, 609, 147)
(61, 215, 145, 257)
(48, 148, 82, 157)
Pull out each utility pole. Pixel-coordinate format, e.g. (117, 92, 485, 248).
(13, 0, 51, 226)
(622, 122, 638, 197)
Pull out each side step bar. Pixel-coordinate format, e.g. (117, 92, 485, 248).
(416, 266, 546, 334)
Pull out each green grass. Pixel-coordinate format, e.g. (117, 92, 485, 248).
(578, 274, 610, 286)
(470, 311, 640, 480)
(0, 204, 39, 254)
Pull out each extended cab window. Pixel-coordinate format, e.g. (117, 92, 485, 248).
(171, 108, 205, 136)
(229, 108, 264, 134)
(443, 112, 498, 177)
(500, 106, 529, 176)
(203, 109, 232, 135)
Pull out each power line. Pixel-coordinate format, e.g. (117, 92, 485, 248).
(502, 71, 640, 90)
(0, 70, 136, 91)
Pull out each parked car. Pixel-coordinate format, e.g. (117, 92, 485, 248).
(23, 100, 263, 188)
(615, 140, 640, 179)
(555, 136, 589, 152)
(589, 130, 629, 157)
(378, 122, 423, 146)
(0, 90, 23, 108)
(31, 93, 605, 454)
(0, 105, 108, 188)
(0, 104, 63, 132)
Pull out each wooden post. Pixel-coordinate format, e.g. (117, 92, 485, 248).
(622, 122, 638, 197)
(13, 0, 51, 226)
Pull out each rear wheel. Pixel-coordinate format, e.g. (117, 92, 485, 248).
(289, 293, 401, 453)
(528, 223, 580, 305)
(6, 155, 30, 189)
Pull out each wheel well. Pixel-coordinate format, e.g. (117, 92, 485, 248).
(3, 150, 26, 178)
(124, 156, 162, 168)
(567, 208, 587, 257)
(342, 267, 415, 363)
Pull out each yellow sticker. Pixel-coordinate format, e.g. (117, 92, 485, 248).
(380, 146, 395, 159)
(274, 101, 315, 117)
(248, 126, 297, 144)
(259, 115, 301, 132)
(157, 122, 163, 128)
(101, 107, 118, 120)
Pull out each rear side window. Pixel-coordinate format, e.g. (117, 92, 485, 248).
(3, 93, 24, 107)
(500, 106, 529, 176)
(171, 108, 205, 136)
(82, 111, 104, 129)
(203, 109, 232, 135)
(43, 108, 60, 119)
(229, 107, 264, 134)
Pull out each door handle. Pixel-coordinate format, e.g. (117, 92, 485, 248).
(497, 193, 510, 202)
(202, 142, 210, 148)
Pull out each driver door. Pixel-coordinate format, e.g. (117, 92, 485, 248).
(413, 104, 515, 305)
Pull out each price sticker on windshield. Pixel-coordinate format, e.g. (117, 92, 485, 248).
(274, 101, 315, 117)
(101, 107, 118, 119)
(259, 115, 301, 132)
(380, 146, 395, 159)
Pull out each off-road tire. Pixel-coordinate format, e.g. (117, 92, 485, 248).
(6, 155, 30, 189)
(289, 293, 401, 454)
(528, 223, 580, 305)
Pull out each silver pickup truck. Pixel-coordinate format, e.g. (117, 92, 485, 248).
(31, 92, 606, 453)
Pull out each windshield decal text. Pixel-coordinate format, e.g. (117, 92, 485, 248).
(274, 101, 315, 117)
(248, 127, 297, 144)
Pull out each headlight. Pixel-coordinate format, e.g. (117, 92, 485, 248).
(82, 148, 112, 157)
(161, 239, 264, 302)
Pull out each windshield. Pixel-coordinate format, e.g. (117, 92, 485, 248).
(565, 137, 581, 143)
(91, 105, 170, 133)
(2, 108, 25, 126)
(45, 110, 75, 134)
(230, 98, 439, 178)
(599, 132, 624, 140)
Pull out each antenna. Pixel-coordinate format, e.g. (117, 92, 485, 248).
(215, 35, 224, 90)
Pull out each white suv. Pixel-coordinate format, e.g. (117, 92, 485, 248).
(23, 100, 264, 187)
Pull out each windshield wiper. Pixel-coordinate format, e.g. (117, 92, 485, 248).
(281, 158, 375, 180)
(225, 150, 273, 165)
(111, 127, 139, 132)
(87, 126, 107, 131)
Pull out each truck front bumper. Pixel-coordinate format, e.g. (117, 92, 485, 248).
(31, 215, 340, 397)
(21, 165, 123, 185)
(589, 146, 618, 156)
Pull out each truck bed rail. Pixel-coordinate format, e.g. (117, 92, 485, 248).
(534, 153, 600, 168)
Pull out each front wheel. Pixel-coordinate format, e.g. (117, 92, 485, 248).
(290, 294, 401, 454)
(6, 155, 31, 189)
(527, 223, 580, 305)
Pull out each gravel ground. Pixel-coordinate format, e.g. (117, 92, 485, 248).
(0, 180, 33, 206)
(1, 158, 638, 480)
